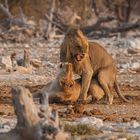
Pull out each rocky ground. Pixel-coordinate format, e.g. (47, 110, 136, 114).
(0, 32, 140, 139)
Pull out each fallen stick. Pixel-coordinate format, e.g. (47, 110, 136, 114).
(0, 1, 30, 28)
(0, 86, 69, 140)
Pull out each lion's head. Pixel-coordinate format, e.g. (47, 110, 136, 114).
(58, 63, 75, 89)
(60, 28, 89, 63)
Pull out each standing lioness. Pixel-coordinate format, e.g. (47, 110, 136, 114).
(60, 28, 129, 104)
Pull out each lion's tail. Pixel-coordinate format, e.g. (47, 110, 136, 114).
(114, 80, 130, 102)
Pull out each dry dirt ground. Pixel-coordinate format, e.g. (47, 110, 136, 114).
(0, 84, 140, 123)
(0, 36, 139, 123)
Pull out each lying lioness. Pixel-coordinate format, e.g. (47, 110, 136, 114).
(36, 63, 105, 104)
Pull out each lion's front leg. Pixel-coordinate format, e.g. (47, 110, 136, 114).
(78, 62, 93, 103)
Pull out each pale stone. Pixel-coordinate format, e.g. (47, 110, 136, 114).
(30, 59, 42, 68)
(0, 56, 12, 71)
(14, 66, 32, 74)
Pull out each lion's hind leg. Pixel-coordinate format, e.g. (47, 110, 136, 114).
(88, 79, 105, 103)
(98, 68, 114, 105)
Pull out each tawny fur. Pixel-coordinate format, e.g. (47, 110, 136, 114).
(50, 63, 81, 103)
(52, 63, 105, 103)
(37, 63, 81, 103)
(88, 79, 105, 101)
(35, 63, 105, 104)
(60, 27, 129, 104)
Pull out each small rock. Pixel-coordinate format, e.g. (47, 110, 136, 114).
(120, 63, 128, 69)
(73, 104, 84, 114)
(129, 62, 140, 72)
(123, 118, 131, 122)
(30, 59, 42, 68)
(76, 117, 103, 129)
(130, 39, 140, 49)
(83, 110, 92, 116)
(130, 120, 140, 128)
(127, 48, 140, 54)
(3, 123, 10, 130)
(14, 66, 32, 74)
(24, 44, 30, 48)
(118, 138, 127, 140)
(24, 29, 34, 37)
(90, 108, 103, 115)
(0, 56, 12, 71)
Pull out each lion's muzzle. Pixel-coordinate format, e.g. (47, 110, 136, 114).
(74, 53, 85, 62)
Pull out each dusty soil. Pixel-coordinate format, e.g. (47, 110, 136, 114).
(0, 36, 139, 123)
(0, 75, 139, 123)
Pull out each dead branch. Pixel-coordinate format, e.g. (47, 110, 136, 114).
(45, 0, 56, 39)
(50, 8, 140, 38)
(108, 21, 140, 33)
(12, 86, 41, 140)
(92, 0, 99, 17)
(51, 13, 68, 31)
(45, 14, 64, 33)
(85, 21, 140, 38)
(4, 0, 9, 9)
(0, 3, 12, 18)
(48, 12, 116, 33)
(0, 1, 29, 28)
(19, 7, 26, 23)
(82, 16, 116, 34)
(45, 11, 81, 34)
(23, 49, 30, 68)
(0, 86, 41, 140)
(0, 86, 69, 140)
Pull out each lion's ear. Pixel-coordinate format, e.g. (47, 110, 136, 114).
(67, 63, 73, 74)
(66, 63, 73, 80)
(77, 29, 83, 37)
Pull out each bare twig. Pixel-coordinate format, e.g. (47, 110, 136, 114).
(0, 86, 69, 140)
(0, 2, 30, 28)
(86, 21, 140, 38)
(45, 0, 56, 38)
(12, 86, 41, 140)
(82, 16, 116, 34)
(0, 3, 12, 18)
(19, 7, 26, 23)
(23, 49, 30, 68)
(92, 0, 99, 17)
(45, 14, 64, 32)
(4, 0, 9, 10)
